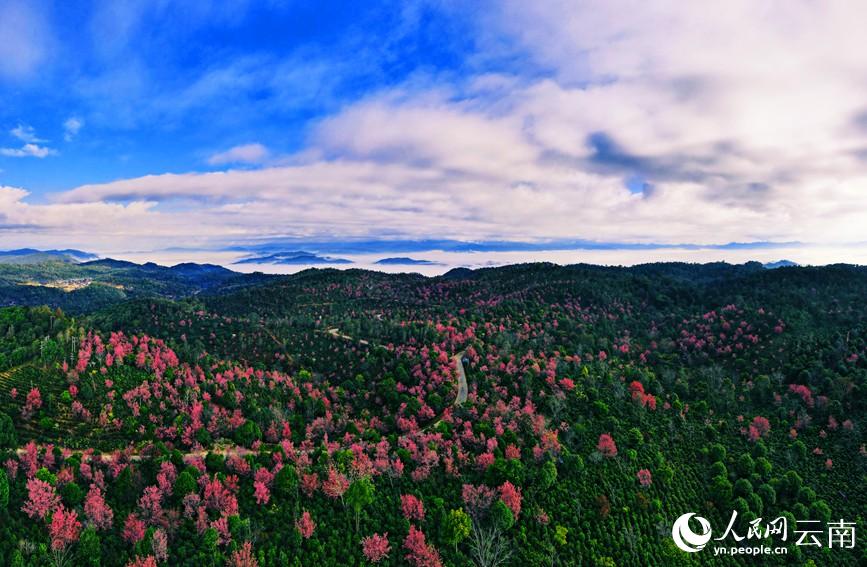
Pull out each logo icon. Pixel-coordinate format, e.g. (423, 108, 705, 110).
(672, 513, 713, 552)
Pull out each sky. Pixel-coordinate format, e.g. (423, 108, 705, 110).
(2, 0, 867, 271)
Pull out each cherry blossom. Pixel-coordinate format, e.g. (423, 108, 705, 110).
(362, 532, 391, 563)
(296, 510, 316, 539)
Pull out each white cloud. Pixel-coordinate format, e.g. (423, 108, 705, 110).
(313, 97, 538, 174)
(0, 185, 227, 251)
(0, 143, 56, 158)
(3, 125, 55, 158)
(484, 0, 867, 183)
(63, 117, 84, 141)
(207, 143, 270, 166)
(10, 124, 45, 143)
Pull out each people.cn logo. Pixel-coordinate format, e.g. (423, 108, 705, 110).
(672, 513, 713, 552)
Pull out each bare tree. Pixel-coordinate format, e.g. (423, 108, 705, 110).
(470, 521, 512, 567)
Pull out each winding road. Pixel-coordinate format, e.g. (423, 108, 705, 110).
(452, 352, 468, 405)
(15, 444, 258, 462)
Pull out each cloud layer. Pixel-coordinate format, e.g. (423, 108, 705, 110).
(3, 1, 867, 261)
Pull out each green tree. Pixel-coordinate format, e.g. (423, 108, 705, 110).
(736, 454, 754, 477)
(174, 470, 198, 498)
(113, 466, 136, 506)
(755, 457, 772, 479)
(78, 527, 101, 566)
(36, 467, 57, 485)
(757, 483, 776, 507)
(491, 500, 514, 531)
(0, 469, 8, 510)
(274, 464, 298, 498)
(708, 443, 727, 462)
(810, 500, 832, 523)
(234, 421, 262, 447)
(444, 508, 472, 551)
(709, 461, 727, 479)
(710, 475, 733, 506)
(782, 471, 803, 499)
(228, 515, 252, 542)
(345, 477, 375, 533)
(61, 482, 84, 507)
(200, 527, 220, 564)
(656, 463, 674, 487)
(734, 478, 753, 498)
(538, 460, 558, 490)
(554, 525, 568, 546)
(0, 412, 16, 449)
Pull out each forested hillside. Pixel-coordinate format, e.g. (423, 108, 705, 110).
(0, 261, 864, 566)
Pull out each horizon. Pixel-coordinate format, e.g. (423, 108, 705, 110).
(3, 2, 867, 264)
(0, 245, 845, 278)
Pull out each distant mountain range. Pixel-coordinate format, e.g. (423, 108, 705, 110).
(79, 258, 235, 277)
(0, 252, 864, 318)
(763, 259, 799, 269)
(234, 251, 352, 265)
(374, 257, 441, 266)
(0, 248, 98, 264)
(237, 251, 450, 267)
(0, 254, 272, 314)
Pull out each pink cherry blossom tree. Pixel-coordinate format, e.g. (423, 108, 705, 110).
(22, 477, 60, 519)
(296, 510, 316, 539)
(229, 542, 259, 567)
(49, 506, 81, 550)
(362, 532, 391, 563)
(123, 513, 146, 544)
(597, 433, 618, 458)
(401, 494, 425, 521)
(403, 525, 442, 567)
(84, 484, 114, 530)
(637, 469, 652, 487)
(498, 481, 522, 518)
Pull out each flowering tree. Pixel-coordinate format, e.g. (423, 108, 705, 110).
(229, 542, 259, 567)
(748, 416, 771, 441)
(156, 461, 177, 495)
(401, 494, 426, 521)
(49, 506, 81, 567)
(597, 433, 618, 458)
(123, 513, 146, 544)
(403, 525, 442, 567)
(22, 387, 43, 419)
(296, 510, 316, 539)
(138, 485, 166, 527)
(462, 484, 495, 519)
(497, 482, 522, 519)
(49, 506, 81, 550)
(322, 467, 349, 503)
(636, 469, 652, 487)
(253, 467, 274, 505)
(22, 477, 60, 519)
(152, 528, 168, 562)
(362, 532, 391, 563)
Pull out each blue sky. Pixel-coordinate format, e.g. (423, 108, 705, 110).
(2, 1, 867, 268)
(0, 1, 481, 192)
